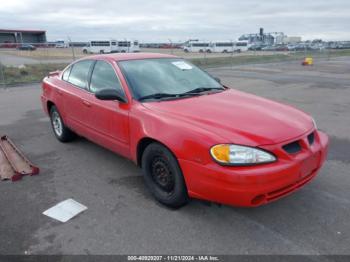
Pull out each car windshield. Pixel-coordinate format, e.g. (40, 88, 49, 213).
(118, 58, 224, 101)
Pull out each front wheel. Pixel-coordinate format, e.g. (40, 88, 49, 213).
(50, 106, 76, 142)
(142, 143, 189, 208)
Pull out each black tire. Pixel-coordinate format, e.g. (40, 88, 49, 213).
(100, 50, 104, 54)
(83, 49, 88, 54)
(141, 143, 189, 208)
(50, 105, 76, 142)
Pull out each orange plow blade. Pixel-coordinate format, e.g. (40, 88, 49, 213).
(0, 135, 39, 181)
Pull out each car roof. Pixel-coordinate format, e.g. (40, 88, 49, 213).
(82, 52, 178, 62)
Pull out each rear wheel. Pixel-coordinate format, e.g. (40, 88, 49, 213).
(50, 106, 76, 142)
(142, 143, 189, 208)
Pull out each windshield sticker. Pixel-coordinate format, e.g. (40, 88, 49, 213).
(172, 61, 193, 70)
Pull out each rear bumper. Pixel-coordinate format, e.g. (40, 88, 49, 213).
(179, 131, 329, 207)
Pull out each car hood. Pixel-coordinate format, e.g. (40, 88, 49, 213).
(142, 89, 313, 146)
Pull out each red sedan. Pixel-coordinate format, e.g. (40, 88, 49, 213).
(41, 53, 329, 208)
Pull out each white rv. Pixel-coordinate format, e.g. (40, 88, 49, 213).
(131, 40, 140, 52)
(117, 40, 131, 53)
(183, 42, 212, 53)
(117, 40, 140, 53)
(234, 41, 249, 52)
(82, 40, 118, 54)
(210, 41, 235, 53)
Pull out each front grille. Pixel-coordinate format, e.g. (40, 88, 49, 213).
(308, 132, 315, 145)
(282, 141, 301, 154)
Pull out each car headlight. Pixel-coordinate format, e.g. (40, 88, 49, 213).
(210, 144, 276, 165)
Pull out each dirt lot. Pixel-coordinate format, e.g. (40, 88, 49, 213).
(0, 57, 349, 255)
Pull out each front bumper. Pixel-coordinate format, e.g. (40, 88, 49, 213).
(179, 130, 329, 207)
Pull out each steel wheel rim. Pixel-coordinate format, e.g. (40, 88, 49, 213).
(151, 157, 175, 193)
(52, 111, 63, 137)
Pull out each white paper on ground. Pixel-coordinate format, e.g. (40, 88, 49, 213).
(43, 199, 87, 222)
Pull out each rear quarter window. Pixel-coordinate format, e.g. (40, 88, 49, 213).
(67, 60, 94, 89)
(62, 66, 71, 81)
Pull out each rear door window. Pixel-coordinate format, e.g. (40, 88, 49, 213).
(68, 60, 94, 89)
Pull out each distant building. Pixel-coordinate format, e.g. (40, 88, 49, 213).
(238, 28, 279, 45)
(282, 36, 302, 44)
(238, 28, 301, 45)
(0, 29, 46, 44)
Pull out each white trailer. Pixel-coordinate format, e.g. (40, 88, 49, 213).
(82, 40, 118, 54)
(210, 41, 235, 53)
(183, 42, 212, 53)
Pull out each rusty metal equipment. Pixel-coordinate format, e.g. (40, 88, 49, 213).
(0, 135, 39, 181)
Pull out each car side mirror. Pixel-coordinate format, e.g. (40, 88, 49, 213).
(214, 77, 221, 83)
(95, 89, 127, 103)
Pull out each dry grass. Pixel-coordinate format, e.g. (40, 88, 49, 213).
(2, 47, 349, 61)
(0, 63, 67, 85)
(0, 48, 86, 59)
(0, 47, 289, 60)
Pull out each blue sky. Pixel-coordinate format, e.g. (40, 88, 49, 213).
(1, 0, 349, 42)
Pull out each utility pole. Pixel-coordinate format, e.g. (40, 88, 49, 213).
(168, 39, 173, 55)
(67, 36, 76, 61)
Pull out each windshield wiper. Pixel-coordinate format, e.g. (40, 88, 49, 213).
(139, 92, 202, 101)
(138, 87, 223, 102)
(138, 93, 179, 101)
(183, 87, 225, 95)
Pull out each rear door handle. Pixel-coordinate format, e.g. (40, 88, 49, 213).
(82, 100, 91, 107)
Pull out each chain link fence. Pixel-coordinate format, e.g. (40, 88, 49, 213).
(0, 43, 349, 87)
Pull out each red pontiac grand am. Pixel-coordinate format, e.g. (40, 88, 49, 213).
(41, 53, 329, 208)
